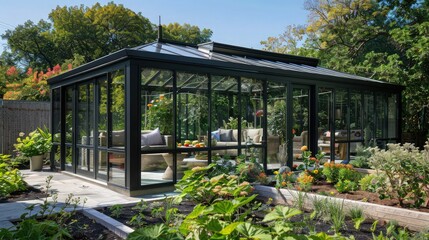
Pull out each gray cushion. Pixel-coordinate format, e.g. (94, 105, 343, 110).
(219, 129, 232, 142)
(141, 128, 164, 146)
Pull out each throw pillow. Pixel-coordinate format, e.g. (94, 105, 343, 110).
(219, 129, 233, 142)
(253, 134, 261, 143)
(141, 128, 164, 146)
(211, 130, 220, 141)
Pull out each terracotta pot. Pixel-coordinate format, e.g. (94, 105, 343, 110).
(30, 155, 44, 171)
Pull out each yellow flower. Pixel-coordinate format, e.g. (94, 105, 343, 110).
(301, 146, 308, 151)
(147, 103, 153, 107)
(330, 191, 335, 195)
(313, 169, 319, 174)
(281, 181, 287, 187)
(273, 171, 279, 175)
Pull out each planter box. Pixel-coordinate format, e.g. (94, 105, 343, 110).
(254, 185, 429, 231)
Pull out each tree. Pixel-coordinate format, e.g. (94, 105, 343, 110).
(2, 20, 60, 69)
(2, 2, 213, 71)
(162, 23, 213, 44)
(261, 0, 429, 135)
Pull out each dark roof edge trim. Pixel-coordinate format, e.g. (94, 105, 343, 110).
(198, 42, 320, 67)
(48, 49, 129, 84)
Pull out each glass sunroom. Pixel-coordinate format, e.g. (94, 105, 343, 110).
(48, 40, 403, 195)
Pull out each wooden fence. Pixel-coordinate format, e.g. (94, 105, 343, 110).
(0, 100, 50, 154)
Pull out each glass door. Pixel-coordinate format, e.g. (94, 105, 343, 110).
(292, 86, 310, 166)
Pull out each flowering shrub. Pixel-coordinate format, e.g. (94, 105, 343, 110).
(146, 95, 173, 134)
(298, 145, 325, 171)
(14, 128, 52, 157)
(3, 64, 73, 101)
(296, 171, 314, 192)
(322, 162, 358, 183)
(274, 170, 297, 189)
(368, 142, 429, 207)
(335, 180, 358, 193)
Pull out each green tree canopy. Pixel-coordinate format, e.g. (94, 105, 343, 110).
(1, 2, 213, 71)
(262, 0, 429, 134)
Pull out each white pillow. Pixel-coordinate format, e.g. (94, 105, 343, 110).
(141, 128, 164, 146)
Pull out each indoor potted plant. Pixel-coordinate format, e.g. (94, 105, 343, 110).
(14, 128, 52, 171)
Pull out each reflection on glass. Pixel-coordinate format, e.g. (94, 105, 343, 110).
(363, 93, 375, 145)
(375, 94, 387, 139)
(98, 150, 108, 178)
(177, 72, 209, 144)
(98, 78, 108, 148)
(349, 91, 363, 154)
(109, 152, 125, 187)
(211, 76, 240, 158)
(267, 81, 287, 168)
(317, 88, 333, 158)
(241, 77, 264, 164)
(140, 68, 174, 187)
(111, 70, 125, 147)
(292, 88, 309, 162)
(387, 94, 397, 138)
(65, 146, 72, 167)
(52, 88, 61, 143)
(65, 87, 73, 144)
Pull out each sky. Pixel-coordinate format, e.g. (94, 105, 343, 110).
(0, 0, 308, 54)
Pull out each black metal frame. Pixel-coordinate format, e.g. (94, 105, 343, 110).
(48, 42, 404, 194)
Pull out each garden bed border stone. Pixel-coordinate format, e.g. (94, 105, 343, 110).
(255, 185, 429, 231)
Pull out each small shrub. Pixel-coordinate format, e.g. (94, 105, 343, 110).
(296, 171, 314, 192)
(322, 162, 357, 183)
(350, 144, 372, 168)
(335, 180, 358, 193)
(175, 164, 254, 205)
(0, 154, 26, 198)
(109, 204, 123, 218)
(368, 142, 429, 207)
(359, 174, 377, 192)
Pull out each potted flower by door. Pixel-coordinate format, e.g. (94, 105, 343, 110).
(15, 128, 52, 171)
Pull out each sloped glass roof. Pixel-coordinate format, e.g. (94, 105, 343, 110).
(132, 41, 383, 84)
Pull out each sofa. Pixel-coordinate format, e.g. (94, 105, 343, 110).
(212, 128, 280, 157)
(98, 128, 172, 171)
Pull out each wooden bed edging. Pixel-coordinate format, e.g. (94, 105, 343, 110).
(254, 185, 429, 231)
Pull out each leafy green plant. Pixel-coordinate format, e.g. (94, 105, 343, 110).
(322, 162, 359, 184)
(14, 128, 52, 157)
(348, 206, 366, 230)
(109, 204, 123, 218)
(368, 142, 429, 207)
(0, 154, 26, 198)
(150, 197, 182, 226)
(350, 144, 372, 168)
(146, 95, 173, 134)
(127, 223, 182, 240)
(335, 180, 358, 193)
(175, 165, 254, 205)
(129, 200, 149, 227)
(327, 200, 346, 234)
(359, 174, 377, 192)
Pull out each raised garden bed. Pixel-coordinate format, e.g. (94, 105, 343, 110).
(255, 184, 429, 231)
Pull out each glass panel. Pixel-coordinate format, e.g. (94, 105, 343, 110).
(141, 68, 174, 187)
(98, 150, 108, 178)
(387, 94, 397, 138)
(98, 77, 108, 148)
(267, 81, 287, 169)
(335, 89, 348, 160)
(65, 145, 72, 167)
(292, 87, 309, 163)
(211, 75, 240, 159)
(375, 93, 387, 139)
(52, 144, 61, 167)
(363, 93, 375, 145)
(317, 88, 333, 159)
(177, 72, 209, 148)
(109, 152, 125, 187)
(241, 77, 264, 164)
(111, 70, 125, 148)
(65, 87, 73, 144)
(349, 91, 363, 154)
(52, 88, 61, 143)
